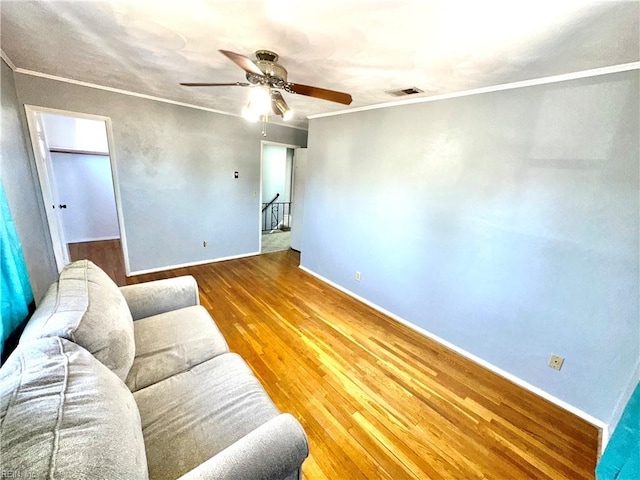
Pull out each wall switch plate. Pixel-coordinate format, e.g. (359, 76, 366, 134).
(548, 354, 564, 371)
(203, 241, 208, 248)
(355, 271, 361, 282)
(234, 171, 239, 178)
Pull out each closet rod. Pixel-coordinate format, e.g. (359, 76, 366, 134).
(49, 148, 109, 157)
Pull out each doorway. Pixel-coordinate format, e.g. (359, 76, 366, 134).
(25, 106, 128, 284)
(260, 142, 297, 254)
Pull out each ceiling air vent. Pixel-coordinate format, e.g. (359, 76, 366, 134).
(386, 87, 424, 97)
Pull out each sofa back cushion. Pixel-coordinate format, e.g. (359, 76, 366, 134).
(0, 337, 148, 479)
(20, 260, 135, 381)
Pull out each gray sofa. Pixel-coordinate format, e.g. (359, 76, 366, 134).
(0, 260, 308, 479)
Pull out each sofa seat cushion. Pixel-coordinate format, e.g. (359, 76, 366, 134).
(19, 260, 135, 381)
(0, 337, 148, 479)
(125, 305, 229, 391)
(133, 353, 280, 480)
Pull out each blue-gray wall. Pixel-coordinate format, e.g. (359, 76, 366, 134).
(12, 72, 307, 273)
(262, 144, 289, 203)
(1, 60, 58, 302)
(301, 70, 639, 430)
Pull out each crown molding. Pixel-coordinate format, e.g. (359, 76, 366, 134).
(12, 67, 309, 131)
(308, 62, 640, 120)
(0, 50, 17, 70)
(15, 67, 243, 117)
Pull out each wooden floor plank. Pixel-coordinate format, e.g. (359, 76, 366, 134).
(69, 238, 126, 286)
(129, 249, 599, 479)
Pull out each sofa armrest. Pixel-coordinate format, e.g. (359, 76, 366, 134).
(177, 414, 309, 480)
(119, 276, 200, 320)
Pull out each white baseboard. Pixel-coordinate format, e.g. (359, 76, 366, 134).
(129, 251, 261, 276)
(298, 264, 608, 451)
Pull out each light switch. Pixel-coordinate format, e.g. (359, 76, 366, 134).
(234, 171, 239, 179)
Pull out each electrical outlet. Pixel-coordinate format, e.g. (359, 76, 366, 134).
(355, 271, 361, 282)
(203, 241, 208, 248)
(548, 354, 564, 371)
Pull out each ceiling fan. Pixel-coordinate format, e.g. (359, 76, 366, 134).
(180, 50, 353, 122)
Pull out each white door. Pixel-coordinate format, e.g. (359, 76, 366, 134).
(25, 107, 70, 271)
(290, 148, 307, 252)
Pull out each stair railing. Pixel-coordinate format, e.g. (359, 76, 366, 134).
(262, 193, 280, 213)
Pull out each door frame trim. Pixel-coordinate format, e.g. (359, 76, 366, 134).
(259, 140, 300, 253)
(24, 105, 131, 275)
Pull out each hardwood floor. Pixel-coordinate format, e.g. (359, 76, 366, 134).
(69, 239, 126, 286)
(129, 250, 599, 479)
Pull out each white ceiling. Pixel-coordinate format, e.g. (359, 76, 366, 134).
(1, 0, 638, 129)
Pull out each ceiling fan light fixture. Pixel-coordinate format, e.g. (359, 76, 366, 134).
(242, 86, 271, 121)
(241, 105, 260, 122)
(281, 108, 294, 122)
(271, 90, 293, 121)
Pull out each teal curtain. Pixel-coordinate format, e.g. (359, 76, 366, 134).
(596, 382, 640, 479)
(0, 182, 33, 359)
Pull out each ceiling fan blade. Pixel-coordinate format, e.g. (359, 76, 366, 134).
(219, 50, 265, 77)
(287, 83, 352, 105)
(180, 82, 250, 87)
